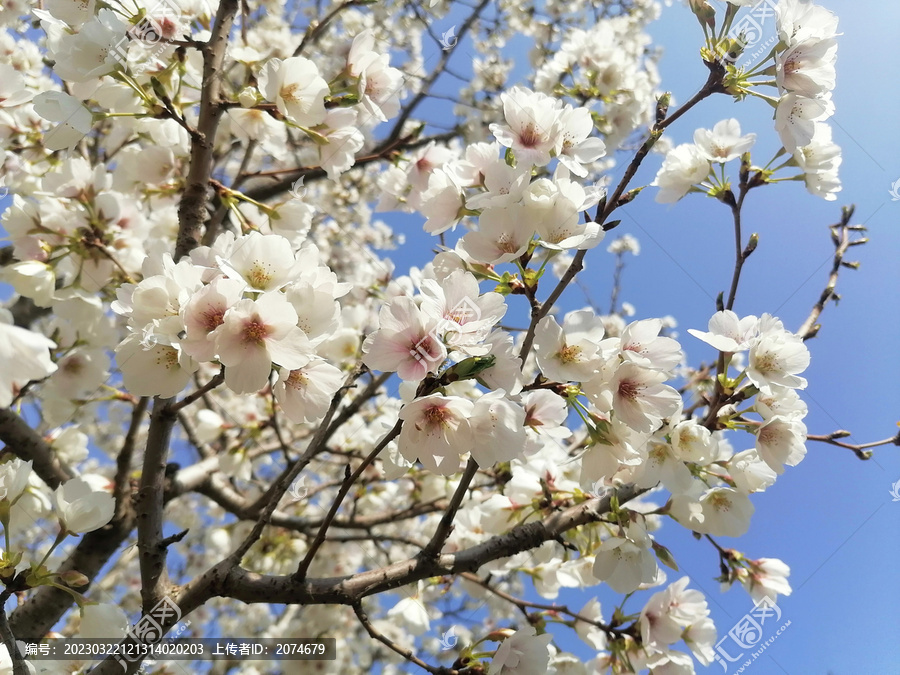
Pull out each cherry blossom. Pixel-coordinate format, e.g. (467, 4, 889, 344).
(755, 415, 808, 474)
(653, 143, 710, 203)
(273, 358, 344, 424)
(489, 625, 553, 675)
(54, 477, 115, 534)
(489, 86, 563, 167)
(49, 9, 127, 82)
(693, 118, 756, 163)
(0, 318, 58, 408)
(0, 2, 877, 672)
(585, 363, 682, 434)
(362, 296, 447, 381)
(32, 91, 94, 151)
(258, 56, 329, 128)
(535, 309, 610, 383)
(397, 394, 474, 475)
(211, 293, 313, 394)
(592, 522, 661, 594)
(688, 310, 759, 353)
(457, 204, 535, 264)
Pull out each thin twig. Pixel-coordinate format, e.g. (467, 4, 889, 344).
(352, 601, 458, 675)
(170, 368, 226, 413)
(807, 431, 899, 460)
(421, 457, 479, 559)
(797, 205, 864, 340)
(294, 420, 403, 580)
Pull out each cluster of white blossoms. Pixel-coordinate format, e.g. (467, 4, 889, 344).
(1, 458, 114, 539)
(654, 117, 757, 203)
(113, 231, 347, 420)
(379, 86, 609, 255)
(658, 0, 842, 203)
(0, 0, 853, 672)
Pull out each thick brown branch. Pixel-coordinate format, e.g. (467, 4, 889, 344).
(174, 0, 239, 261)
(135, 397, 178, 612)
(0, 408, 74, 488)
(214, 483, 647, 605)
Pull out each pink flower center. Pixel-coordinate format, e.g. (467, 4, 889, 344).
(617, 379, 641, 402)
(707, 492, 731, 512)
(286, 369, 308, 389)
(62, 356, 84, 375)
(202, 306, 226, 331)
(556, 344, 582, 364)
(519, 123, 541, 149)
(241, 318, 272, 345)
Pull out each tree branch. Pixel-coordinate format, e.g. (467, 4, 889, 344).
(0, 408, 74, 489)
(807, 430, 900, 460)
(797, 205, 865, 340)
(0, 590, 27, 675)
(135, 397, 178, 612)
(294, 420, 403, 579)
(113, 396, 148, 521)
(352, 601, 456, 675)
(174, 0, 240, 261)
(421, 457, 478, 559)
(216, 483, 647, 605)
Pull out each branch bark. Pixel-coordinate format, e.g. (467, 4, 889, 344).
(135, 398, 178, 612)
(174, 0, 240, 261)
(0, 408, 74, 489)
(797, 205, 863, 340)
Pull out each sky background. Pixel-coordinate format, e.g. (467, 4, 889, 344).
(1, 1, 898, 673)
